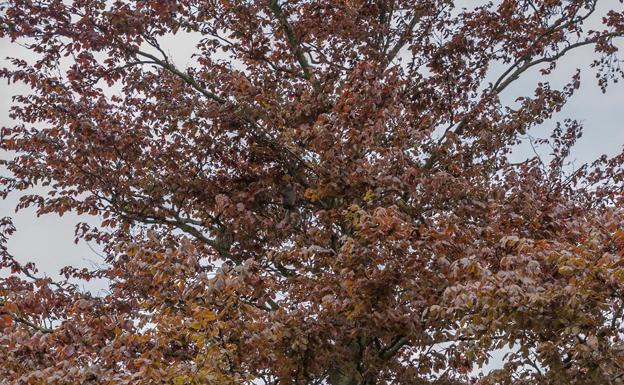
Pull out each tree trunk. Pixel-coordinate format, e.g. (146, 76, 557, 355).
(328, 363, 362, 385)
(328, 340, 364, 385)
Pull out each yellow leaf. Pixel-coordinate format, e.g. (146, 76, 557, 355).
(363, 189, 376, 202)
(304, 188, 319, 202)
(202, 310, 217, 322)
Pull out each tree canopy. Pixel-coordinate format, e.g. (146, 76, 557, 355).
(1, 0, 624, 384)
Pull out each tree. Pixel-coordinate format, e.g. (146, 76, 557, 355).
(1, 0, 624, 383)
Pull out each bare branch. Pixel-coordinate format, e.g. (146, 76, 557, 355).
(267, 0, 317, 90)
(386, 12, 420, 65)
(135, 49, 226, 104)
(379, 336, 409, 359)
(1, 311, 54, 333)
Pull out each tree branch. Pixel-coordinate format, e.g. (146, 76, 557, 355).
(267, 0, 317, 90)
(424, 30, 624, 170)
(386, 12, 420, 65)
(133, 49, 319, 179)
(1, 311, 54, 333)
(379, 336, 409, 359)
(135, 49, 226, 104)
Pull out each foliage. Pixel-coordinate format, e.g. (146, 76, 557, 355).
(1, 0, 624, 384)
